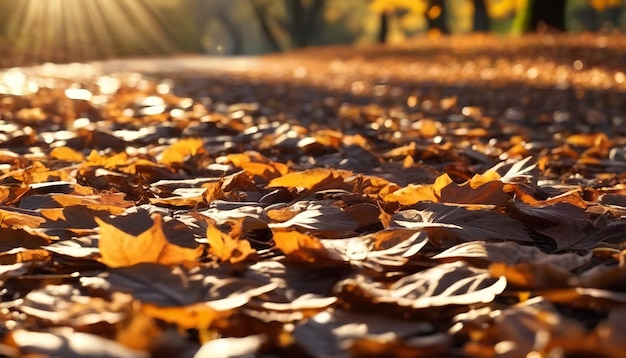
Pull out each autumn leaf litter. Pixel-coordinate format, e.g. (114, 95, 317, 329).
(0, 34, 626, 357)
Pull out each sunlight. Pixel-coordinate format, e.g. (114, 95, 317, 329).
(5, 0, 180, 65)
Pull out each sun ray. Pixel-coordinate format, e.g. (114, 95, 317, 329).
(3, 0, 185, 66)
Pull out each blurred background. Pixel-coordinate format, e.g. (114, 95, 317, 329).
(0, 0, 625, 67)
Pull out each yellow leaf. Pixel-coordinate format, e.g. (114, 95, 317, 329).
(141, 303, 226, 330)
(50, 147, 85, 162)
(19, 161, 73, 184)
(268, 168, 351, 191)
(590, 0, 624, 11)
(469, 170, 501, 189)
(565, 133, 612, 149)
(97, 213, 201, 267)
(433, 173, 454, 198)
(207, 220, 256, 264)
(160, 138, 204, 165)
(202, 178, 226, 204)
(0, 249, 51, 264)
(84, 150, 129, 169)
(369, 0, 426, 13)
(0, 208, 45, 229)
(272, 229, 340, 264)
(382, 184, 438, 206)
(53, 193, 133, 214)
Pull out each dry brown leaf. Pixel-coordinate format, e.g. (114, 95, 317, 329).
(439, 178, 509, 206)
(202, 178, 226, 204)
(392, 202, 533, 247)
(149, 190, 205, 208)
(335, 261, 506, 308)
(489, 262, 571, 290)
(97, 213, 202, 267)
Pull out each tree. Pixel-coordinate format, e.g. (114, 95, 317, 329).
(472, 0, 489, 31)
(586, 0, 624, 31)
(425, 0, 449, 34)
(248, 0, 326, 51)
(529, 0, 566, 31)
(378, 10, 390, 43)
(511, 0, 565, 33)
(369, 0, 428, 44)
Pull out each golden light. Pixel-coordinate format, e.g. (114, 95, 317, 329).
(3, 0, 181, 66)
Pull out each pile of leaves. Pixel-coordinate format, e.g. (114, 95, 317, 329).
(0, 34, 626, 357)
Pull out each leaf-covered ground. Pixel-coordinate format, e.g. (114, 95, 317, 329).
(1, 34, 626, 357)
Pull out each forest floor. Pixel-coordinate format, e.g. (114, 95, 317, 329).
(1, 34, 626, 357)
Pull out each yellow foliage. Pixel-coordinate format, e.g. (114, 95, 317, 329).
(369, 0, 427, 14)
(486, 0, 527, 19)
(590, 0, 624, 11)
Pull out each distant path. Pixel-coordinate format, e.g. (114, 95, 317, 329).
(10, 34, 626, 93)
(15, 56, 272, 79)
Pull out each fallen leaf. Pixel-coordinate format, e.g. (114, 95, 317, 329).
(97, 213, 202, 267)
(159, 137, 204, 165)
(8, 329, 147, 358)
(392, 202, 533, 247)
(439, 174, 509, 206)
(82, 263, 277, 310)
(207, 219, 256, 264)
(141, 302, 226, 330)
(50, 146, 85, 162)
(267, 203, 359, 235)
(294, 309, 432, 357)
(272, 229, 343, 264)
(268, 168, 352, 192)
(335, 261, 507, 309)
(381, 183, 438, 206)
(489, 261, 571, 290)
(0, 207, 45, 229)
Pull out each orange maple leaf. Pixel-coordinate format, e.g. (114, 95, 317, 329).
(97, 213, 202, 267)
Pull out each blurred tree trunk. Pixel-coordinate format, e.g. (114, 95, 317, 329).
(425, 0, 449, 34)
(472, 0, 489, 32)
(378, 11, 389, 43)
(249, 0, 325, 51)
(529, 0, 566, 31)
(287, 0, 325, 48)
(249, 0, 283, 51)
(217, 8, 243, 55)
(515, 0, 565, 33)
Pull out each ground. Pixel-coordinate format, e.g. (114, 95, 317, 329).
(0, 34, 626, 357)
